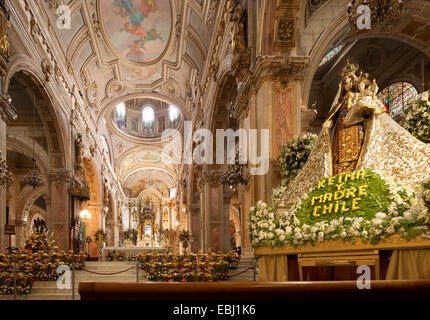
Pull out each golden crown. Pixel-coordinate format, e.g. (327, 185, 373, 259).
(340, 59, 359, 78)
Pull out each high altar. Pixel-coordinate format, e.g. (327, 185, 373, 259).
(134, 205, 162, 248)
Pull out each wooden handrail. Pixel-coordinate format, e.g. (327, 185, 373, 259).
(79, 280, 430, 300)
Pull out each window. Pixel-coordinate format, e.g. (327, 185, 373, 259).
(169, 105, 179, 123)
(116, 102, 126, 127)
(378, 82, 418, 117)
(142, 106, 155, 132)
(319, 45, 343, 67)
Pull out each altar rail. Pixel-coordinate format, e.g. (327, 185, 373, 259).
(79, 280, 430, 301)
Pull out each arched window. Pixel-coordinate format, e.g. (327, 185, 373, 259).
(378, 82, 418, 117)
(319, 45, 344, 67)
(116, 102, 126, 127)
(142, 106, 155, 132)
(169, 105, 179, 125)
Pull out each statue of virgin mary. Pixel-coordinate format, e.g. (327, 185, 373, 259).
(282, 60, 430, 207)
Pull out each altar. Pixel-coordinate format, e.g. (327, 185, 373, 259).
(102, 246, 169, 261)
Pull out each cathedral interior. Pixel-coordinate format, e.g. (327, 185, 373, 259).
(0, 0, 430, 302)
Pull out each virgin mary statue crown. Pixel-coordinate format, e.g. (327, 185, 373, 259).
(340, 59, 359, 78)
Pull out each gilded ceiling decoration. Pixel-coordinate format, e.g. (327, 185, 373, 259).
(99, 0, 173, 64)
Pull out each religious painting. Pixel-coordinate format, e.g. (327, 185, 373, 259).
(137, 151, 161, 163)
(100, 0, 172, 64)
(131, 117, 139, 132)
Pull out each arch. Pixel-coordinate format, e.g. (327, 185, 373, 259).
(20, 187, 48, 223)
(6, 137, 49, 179)
(301, 2, 430, 110)
(137, 188, 165, 201)
(5, 56, 68, 168)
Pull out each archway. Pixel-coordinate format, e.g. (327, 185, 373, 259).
(5, 69, 68, 248)
(308, 37, 429, 130)
(301, 0, 430, 114)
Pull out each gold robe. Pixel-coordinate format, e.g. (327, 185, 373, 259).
(329, 92, 365, 175)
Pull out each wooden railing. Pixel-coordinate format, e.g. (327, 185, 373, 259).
(79, 280, 430, 300)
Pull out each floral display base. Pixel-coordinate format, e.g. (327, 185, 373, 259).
(254, 234, 430, 256)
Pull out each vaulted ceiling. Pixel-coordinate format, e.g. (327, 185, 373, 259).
(29, 0, 221, 197)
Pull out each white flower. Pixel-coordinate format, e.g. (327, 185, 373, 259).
(285, 226, 292, 235)
(375, 212, 387, 220)
(403, 211, 415, 221)
(371, 218, 383, 225)
(362, 230, 368, 237)
(317, 232, 324, 242)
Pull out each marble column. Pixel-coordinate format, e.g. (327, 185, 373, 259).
(201, 168, 225, 252)
(48, 172, 71, 250)
(0, 96, 16, 249)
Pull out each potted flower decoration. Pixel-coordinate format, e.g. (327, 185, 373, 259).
(179, 230, 192, 251)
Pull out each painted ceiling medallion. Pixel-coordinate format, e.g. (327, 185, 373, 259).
(99, 0, 172, 65)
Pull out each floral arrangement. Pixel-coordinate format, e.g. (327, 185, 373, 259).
(116, 252, 125, 261)
(128, 255, 137, 262)
(24, 232, 55, 253)
(0, 233, 85, 295)
(249, 169, 430, 248)
(137, 251, 239, 282)
(178, 230, 192, 250)
(278, 133, 317, 186)
(402, 89, 430, 143)
(105, 250, 115, 261)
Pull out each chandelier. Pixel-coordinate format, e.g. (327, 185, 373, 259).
(24, 92, 44, 189)
(221, 150, 246, 189)
(0, 151, 13, 188)
(347, 0, 406, 30)
(24, 166, 44, 188)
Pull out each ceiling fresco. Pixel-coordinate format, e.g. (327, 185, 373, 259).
(137, 151, 161, 163)
(124, 168, 175, 198)
(100, 0, 172, 64)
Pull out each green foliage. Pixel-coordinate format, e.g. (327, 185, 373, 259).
(278, 133, 317, 185)
(402, 89, 430, 143)
(295, 169, 392, 225)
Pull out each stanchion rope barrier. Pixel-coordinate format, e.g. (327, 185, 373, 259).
(227, 259, 258, 279)
(82, 266, 135, 276)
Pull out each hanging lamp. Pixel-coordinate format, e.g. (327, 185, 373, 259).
(23, 91, 44, 188)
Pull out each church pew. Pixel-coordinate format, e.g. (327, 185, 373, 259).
(79, 280, 430, 300)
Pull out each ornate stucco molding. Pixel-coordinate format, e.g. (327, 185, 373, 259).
(0, 93, 17, 122)
(232, 55, 310, 119)
(48, 169, 90, 201)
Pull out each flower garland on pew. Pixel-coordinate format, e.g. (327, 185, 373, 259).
(249, 168, 430, 248)
(137, 251, 240, 282)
